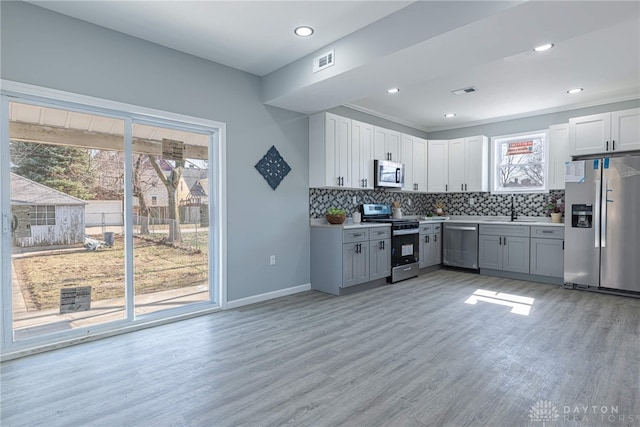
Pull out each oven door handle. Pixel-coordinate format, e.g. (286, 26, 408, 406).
(392, 229, 419, 236)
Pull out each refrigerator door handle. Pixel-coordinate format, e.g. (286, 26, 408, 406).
(602, 178, 610, 248)
(594, 179, 601, 248)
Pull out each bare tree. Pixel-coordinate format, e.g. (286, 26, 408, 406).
(148, 155, 183, 244)
(133, 154, 151, 235)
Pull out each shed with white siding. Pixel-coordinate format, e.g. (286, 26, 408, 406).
(10, 173, 87, 248)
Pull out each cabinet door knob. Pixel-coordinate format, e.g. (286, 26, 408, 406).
(613, 140, 616, 151)
(606, 141, 609, 151)
(465, 184, 467, 191)
(499, 236, 502, 245)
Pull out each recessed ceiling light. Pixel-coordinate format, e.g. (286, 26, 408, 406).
(387, 88, 400, 94)
(294, 26, 314, 37)
(567, 88, 584, 94)
(533, 43, 554, 52)
(444, 113, 456, 118)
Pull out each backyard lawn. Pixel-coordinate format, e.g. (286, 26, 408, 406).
(13, 234, 208, 311)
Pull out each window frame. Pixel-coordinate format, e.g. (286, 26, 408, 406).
(491, 130, 549, 194)
(30, 205, 56, 226)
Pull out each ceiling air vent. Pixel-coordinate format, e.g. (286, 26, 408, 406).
(313, 50, 335, 73)
(451, 86, 477, 95)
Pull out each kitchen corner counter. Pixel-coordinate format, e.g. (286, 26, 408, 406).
(310, 218, 390, 229)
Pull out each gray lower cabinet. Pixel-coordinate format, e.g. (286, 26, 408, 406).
(342, 240, 370, 287)
(369, 227, 391, 280)
(419, 223, 442, 268)
(479, 225, 530, 274)
(311, 226, 391, 295)
(530, 226, 564, 278)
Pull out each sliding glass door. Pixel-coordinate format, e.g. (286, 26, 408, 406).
(130, 121, 211, 316)
(1, 87, 222, 353)
(8, 101, 127, 340)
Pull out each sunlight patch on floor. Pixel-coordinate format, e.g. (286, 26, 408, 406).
(464, 288, 534, 315)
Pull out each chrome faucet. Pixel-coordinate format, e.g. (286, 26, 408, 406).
(510, 196, 517, 221)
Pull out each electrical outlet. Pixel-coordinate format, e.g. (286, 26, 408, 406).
(270, 255, 276, 265)
(469, 197, 475, 205)
(353, 196, 357, 205)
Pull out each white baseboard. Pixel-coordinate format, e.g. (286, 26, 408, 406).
(225, 283, 311, 309)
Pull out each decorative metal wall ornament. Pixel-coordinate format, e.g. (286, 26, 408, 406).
(255, 145, 291, 190)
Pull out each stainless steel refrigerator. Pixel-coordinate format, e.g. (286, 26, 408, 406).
(564, 154, 640, 293)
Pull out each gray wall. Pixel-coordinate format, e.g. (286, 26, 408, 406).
(0, 1, 310, 301)
(427, 99, 640, 140)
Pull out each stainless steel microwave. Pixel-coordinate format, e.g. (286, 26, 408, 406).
(374, 160, 404, 188)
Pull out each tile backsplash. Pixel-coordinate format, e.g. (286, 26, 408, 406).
(310, 188, 565, 218)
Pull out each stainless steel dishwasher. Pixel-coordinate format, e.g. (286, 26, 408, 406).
(443, 223, 479, 270)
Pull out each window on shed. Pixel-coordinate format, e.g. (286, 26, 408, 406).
(29, 205, 56, 226)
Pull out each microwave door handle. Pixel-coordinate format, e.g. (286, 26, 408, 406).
(395, 168, 400, 183)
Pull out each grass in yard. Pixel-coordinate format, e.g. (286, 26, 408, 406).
(13, 234, 208, 311)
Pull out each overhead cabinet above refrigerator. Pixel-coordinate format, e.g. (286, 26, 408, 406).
(569, 108, 640, 156)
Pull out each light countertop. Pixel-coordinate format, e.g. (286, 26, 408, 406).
(311, 216, 565, 228)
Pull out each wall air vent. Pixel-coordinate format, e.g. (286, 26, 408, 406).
(451, 86, 477, 95)
(313, 50, 335, 73)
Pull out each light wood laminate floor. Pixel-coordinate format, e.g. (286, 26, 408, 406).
(2, 270, 639, 427)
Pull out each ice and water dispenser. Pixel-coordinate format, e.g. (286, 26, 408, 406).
(571, 204, 592, 228)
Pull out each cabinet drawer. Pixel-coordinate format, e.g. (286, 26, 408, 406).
(479, 224, 530, 237)
(343, 229, 370, 243)
(369, 227, 391, 239)
(433, 224, 441, 233)
(531, 226, 564, 239)
(419, 224, 434, 234)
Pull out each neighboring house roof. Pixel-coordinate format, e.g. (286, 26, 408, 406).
(10, 173, 88, 206)
(187, 181, 207, 199)
(181, 167, 207, 191)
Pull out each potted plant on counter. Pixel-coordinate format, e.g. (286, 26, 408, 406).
(545, 194, 565, 223)
(326, 207, 347, 224)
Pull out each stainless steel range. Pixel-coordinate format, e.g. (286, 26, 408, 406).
(361, 204, 419, 283)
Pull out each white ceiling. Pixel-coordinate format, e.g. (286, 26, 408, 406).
(27, 1, 640, 132)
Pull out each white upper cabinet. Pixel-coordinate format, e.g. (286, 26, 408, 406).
(612, 108, 640, 152)
(373, 126, 402, 162)
(429, 136, 488, 193)
(351, 120, 374, 189)
(462, 135, 489, 192)
(569, 108, 640, 156)
(548, 124, 570, 190)
(309, 112, 351, 188)
(427, 140, 449, 193)
(400, 134, 428, 192)
(412, 137, 428, 192)
(447, 138, 466, 192)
